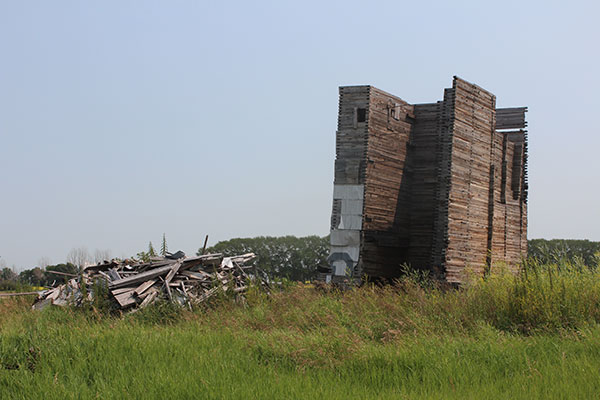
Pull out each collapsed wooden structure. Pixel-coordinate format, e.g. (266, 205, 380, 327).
(326, 76, 528, 284)
(32, 252, 263, 311)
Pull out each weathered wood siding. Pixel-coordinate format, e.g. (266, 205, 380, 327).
(333, 86, 370, 186)
(431, 88, 457, 274)
(328, 86, 370, 280)
(407, 102, 442, 275)
(363, 88, 414, 233)
(490, 106, 528, 272)
(441, 77, 497, 282)
(361, 87, 415, 278)
(504, 131, 527, 267)
(326, 77, 528, 284)
(489, 129, 507, 267)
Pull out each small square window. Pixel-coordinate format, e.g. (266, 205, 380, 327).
(356, 108, 366, 123)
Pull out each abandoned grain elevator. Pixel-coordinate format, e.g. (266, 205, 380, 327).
(326, 76, 528, 284)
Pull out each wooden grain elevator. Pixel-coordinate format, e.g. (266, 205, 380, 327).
(325, 76, 528, 284)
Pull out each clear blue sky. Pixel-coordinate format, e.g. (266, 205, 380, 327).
(1, 0, 599, 269)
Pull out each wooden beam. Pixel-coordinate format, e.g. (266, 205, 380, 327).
(108, 265, 173, 289)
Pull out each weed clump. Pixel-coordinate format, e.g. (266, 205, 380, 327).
(131, 300, 187, 325)
(2, 260, 600, 398)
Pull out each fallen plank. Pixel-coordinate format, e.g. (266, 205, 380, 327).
(164, 281, 173, 301)
(195, 287, 219, 303)
(31, 298, 52, 310)
(109, 265, 173, 289)
(180, 270, 211, 280)
(97, 271, 112, 282)
(182, 253, 223, 267)
(164, 261, 183, 285)
(107, 269, 121, 281)
(139, 288, 159, 308)
(134, 279, 157, 296)
(113, 290, 137, 308)
(233, 285, 248, 293)
(46, 270, 78, 277)
(47, 287, 63, 301)
(180, 281, 192, 311)
(0, 291, 44, 297)
(201, 235, 209, 255)
(111, 287, 137, 295)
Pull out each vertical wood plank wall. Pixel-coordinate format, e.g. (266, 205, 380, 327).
(333, 86, 370, 186)
(408, 102, 443, 276)
(326, 77, 528, 284)
(361, 87, 415, 278)
(443, 77, 497, 282)
(328, 86, 370, 280)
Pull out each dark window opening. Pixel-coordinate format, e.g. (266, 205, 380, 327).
(500, 135, 508, 204)
(511, 143, 523, 200)
(331, 199, 341, 230)
(356, 108, 366, 123)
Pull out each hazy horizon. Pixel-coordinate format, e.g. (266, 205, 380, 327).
(1, 1, 599, 270)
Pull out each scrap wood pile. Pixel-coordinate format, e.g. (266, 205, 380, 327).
(32, 252, 263, 311)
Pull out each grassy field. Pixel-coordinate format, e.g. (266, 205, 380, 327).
(2, 261, 600, 399)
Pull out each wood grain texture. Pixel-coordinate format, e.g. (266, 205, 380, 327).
(328, 77, 528, 284)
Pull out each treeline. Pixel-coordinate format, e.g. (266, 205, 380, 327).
(199, 237, 600, 281)
(528, 239, 600, 266)
(0, 263, 79, 291)
(0, 235, 171, 291)
(199, 235, 329, 282)
(2, 237, 599, 291)
(2, 235, 330, 290)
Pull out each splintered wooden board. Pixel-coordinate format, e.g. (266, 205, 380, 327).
(112, 290, 137, 308)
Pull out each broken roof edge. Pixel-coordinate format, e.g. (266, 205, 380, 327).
(497, 106, 528, 112)
(496, 106, 529, 130)
(338, 84, 412, 107)
(339, 77, 523, 114)
(452, 75, 497, 100)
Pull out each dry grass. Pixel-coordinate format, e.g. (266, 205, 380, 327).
(2, 260, 600, 399)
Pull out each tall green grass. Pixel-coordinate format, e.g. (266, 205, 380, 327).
(2, 260, 600, 399)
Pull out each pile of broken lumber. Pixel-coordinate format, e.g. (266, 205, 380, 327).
(32, 252, 261, 311)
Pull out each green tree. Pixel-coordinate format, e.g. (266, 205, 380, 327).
(136, 251, 149, 262)
(528, 239, 600, 267)
(0, 267, 17, 281)
(148, 242, 157, 257)
(198, 235, 329, 281)
(0, 266, 19, 291)
(19, 267, 45, 287)
(18, 263, 78, 287)
(44, 263, 78, 286)
(161, 233, 168, 256)
(136, 241, 158, 262)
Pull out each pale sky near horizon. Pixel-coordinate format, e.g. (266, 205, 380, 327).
(1, 0, 599, 270)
